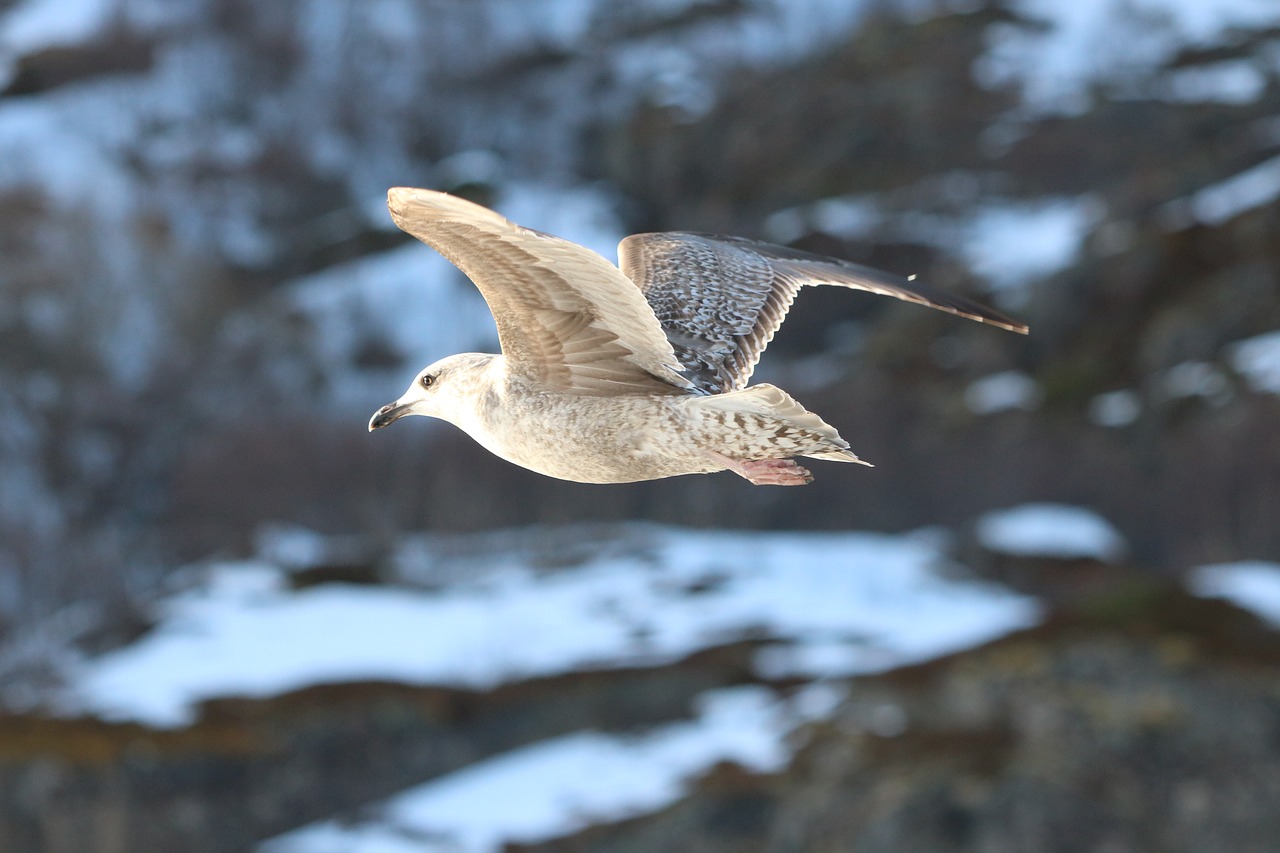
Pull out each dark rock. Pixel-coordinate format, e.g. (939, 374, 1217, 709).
(0, 641, 766, 853)
(530, 591, 1280, 852)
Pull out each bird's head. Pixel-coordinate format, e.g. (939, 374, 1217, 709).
(368, 353, 496, 431)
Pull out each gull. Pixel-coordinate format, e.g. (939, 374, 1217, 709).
(369, 188, 1027, 485)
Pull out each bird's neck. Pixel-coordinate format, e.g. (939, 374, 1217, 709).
(439, 353, 504, 432)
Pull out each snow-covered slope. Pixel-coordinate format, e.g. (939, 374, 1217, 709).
(56, 524, 1038, 727)
(1191, 561, 1280, 626)
(261, 684, 836, 853)
(977, 0, 1280, 115)
(9, 518, 1038, 850)
(976, 504, 1128, 562)
(2, 10, 1279, 837)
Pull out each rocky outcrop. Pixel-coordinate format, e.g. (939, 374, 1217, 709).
(529, 587, 1280, 852)
(0, 641, 764, 853)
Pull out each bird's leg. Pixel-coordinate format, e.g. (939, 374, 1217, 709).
(705, 450, 814, 486)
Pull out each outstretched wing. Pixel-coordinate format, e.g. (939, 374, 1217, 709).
(619, 232, 1028, 394)
(388, 188, 688, 395)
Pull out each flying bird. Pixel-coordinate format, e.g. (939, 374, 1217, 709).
(369, 188, 1027, 485)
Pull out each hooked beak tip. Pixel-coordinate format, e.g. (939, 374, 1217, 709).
(368, 402, 407, 432)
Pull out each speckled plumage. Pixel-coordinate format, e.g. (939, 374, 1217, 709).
(368, 188, 1027, 485)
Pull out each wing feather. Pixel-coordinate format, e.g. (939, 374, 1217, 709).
(620, 232, 1027, 394)
(388, 188, 688, 395)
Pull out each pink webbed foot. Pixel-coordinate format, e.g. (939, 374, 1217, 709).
(737, 458, 814, 486)
(707, 452, 814, 486)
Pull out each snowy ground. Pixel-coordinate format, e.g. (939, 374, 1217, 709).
(964, 370, 1043, 415)
(20, 520, 1040, 850)
(977, 0, 1280, 115)
(764, 191, 1102, 309)
(45, 504, 1280, 852)
(1229, 331, 1280, 395)
(56, 524, 1039, 727)
(2, 0, 1276, 843)
(261, 684, 839, 853)
(976, 503, 1128, 562)
(258, 538, 1280, 853)
(1190, 561, 1280, 627)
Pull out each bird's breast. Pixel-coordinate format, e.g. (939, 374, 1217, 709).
(467, 391, 704, 484)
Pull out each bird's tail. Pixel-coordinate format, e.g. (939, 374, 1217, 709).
(696, 384, 873, 467)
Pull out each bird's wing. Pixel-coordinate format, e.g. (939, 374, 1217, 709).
(619, 232, 1029, 394)
(388, 188, 689, 395)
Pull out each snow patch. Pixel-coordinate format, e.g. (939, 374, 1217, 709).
(964, 370, 1043, 415)
(1163, 155, 1280, 228)
(0, 0, 114, 58)
(495, 182, 627, 268)
(283, 242, 497, 410)
(0, 96, 135, 217)
(961, 197, 1101, 303)
(261, 684, 830, 853)
(1161, 60, 1267, 104)
(976, 503, 1127, 562)
(1159, 360, 1231, 405)
(1190, 561, 1280, 627)
(1088, 389, 1141, 427)
(977, 0, 1280, 114)
(763, 192, 1099, 304)
(58, 525, 1039, 728)
(763, 195, 884, 244)
(1228, 331, 1280, 395)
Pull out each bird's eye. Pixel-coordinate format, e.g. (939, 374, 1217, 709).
(421, 373, 436, 389)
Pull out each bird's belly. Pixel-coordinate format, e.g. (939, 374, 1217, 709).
(475, 395, 714, 484)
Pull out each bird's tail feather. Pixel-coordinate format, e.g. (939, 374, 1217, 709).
(804, 447, 873, 466)
(697, 384, 872, 466)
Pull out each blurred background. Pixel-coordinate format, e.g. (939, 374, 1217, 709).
(2, 0, 1280, 850)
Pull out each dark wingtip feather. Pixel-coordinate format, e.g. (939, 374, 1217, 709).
(894, 270, 1029, 334)
(938, 300, 1030, 335)
(684, 233, 1031, 335)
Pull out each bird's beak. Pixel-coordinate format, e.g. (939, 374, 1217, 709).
(368, 401, 411, 431)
